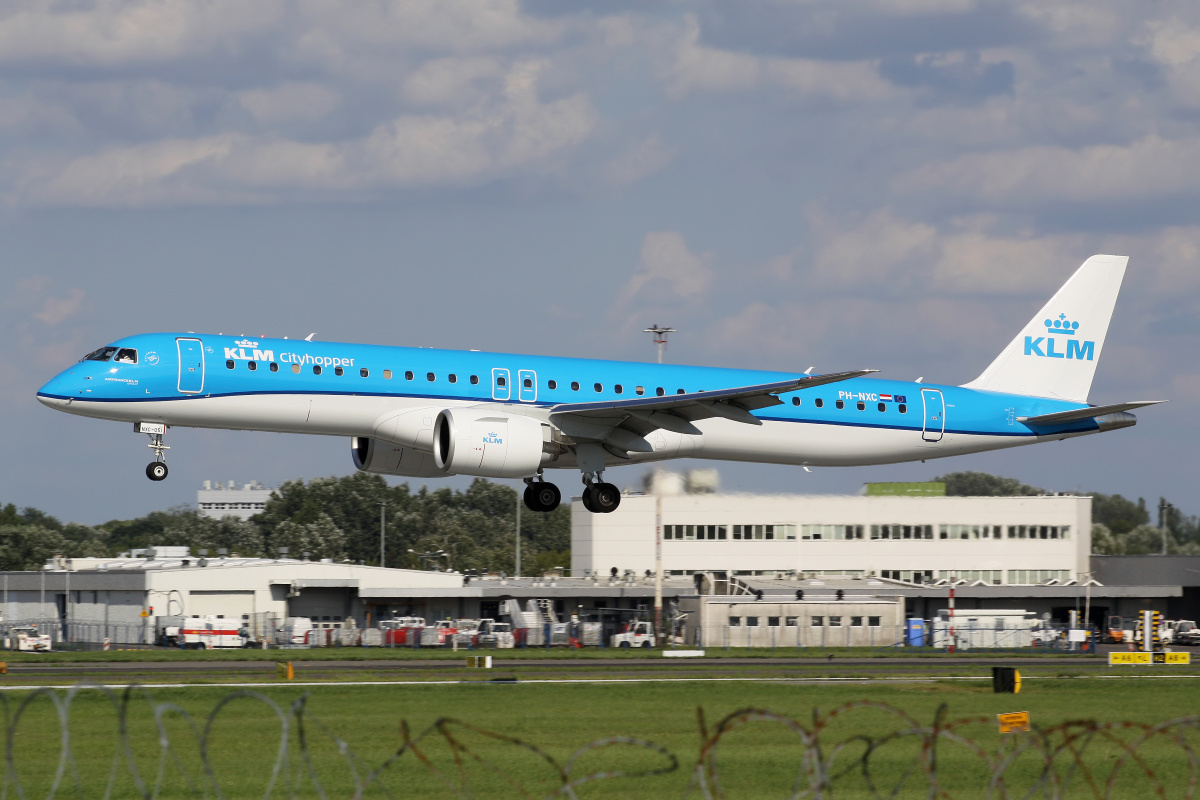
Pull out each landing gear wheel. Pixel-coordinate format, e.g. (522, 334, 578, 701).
(584, 482, 621, 513)
(146, 462, 168, 481)
(523, 482, 561, 512)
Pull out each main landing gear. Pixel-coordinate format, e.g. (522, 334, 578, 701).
(523, 478, 561, 512)
(580, 474, 621, 514)
(136, 423, 170, 482)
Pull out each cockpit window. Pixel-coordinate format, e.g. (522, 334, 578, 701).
(82, 347, 118, 362)
(114, 348, 138, 364)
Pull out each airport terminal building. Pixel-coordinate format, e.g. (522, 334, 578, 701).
(572, 491, 1089, 586)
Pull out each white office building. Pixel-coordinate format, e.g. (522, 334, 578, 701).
(197, 480, 273, 520)
(572, 492, 1090, 586)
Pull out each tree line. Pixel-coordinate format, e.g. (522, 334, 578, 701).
(0, 470, 1192, 572)
(0, 474, 570, 573)
(935, 471, 1199, 555)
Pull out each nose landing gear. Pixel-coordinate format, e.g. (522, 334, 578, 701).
(136, 422, 170, 482)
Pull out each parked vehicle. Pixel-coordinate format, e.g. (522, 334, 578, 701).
(8, 625, 52, 651)
(275, 617, 313, 646)
(611, 620, 655, 648)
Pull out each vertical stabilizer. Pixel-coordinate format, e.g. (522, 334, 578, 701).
(962, 255, 1128, 403)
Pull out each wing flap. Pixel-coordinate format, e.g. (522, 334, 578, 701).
(1018, 400, 1165, 426)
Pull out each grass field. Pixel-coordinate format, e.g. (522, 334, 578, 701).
(4, 675, 1199, 798)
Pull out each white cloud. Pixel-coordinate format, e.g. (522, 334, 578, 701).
(34, 288, 85, 325)
(602, 135, 674, 187)
(894, 135, 1200, 205)
(238, 83, 340, 124)
(12, 62, 598, 207)
(401, 57, 504, 108)
(615, 231, 715, 310)
(663, 17, 892, 102)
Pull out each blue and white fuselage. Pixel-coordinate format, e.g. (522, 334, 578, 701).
(35, 255, 1162, 513)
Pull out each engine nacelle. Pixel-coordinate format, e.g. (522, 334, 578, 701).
(433, 409, 550, 478)
(351, 437, 445, 478)
(369, 406, 442, 451)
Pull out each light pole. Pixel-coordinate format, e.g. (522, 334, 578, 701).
(643, 324, 676, 364)
(378, 501, 389, 568)
(408, 548, 448, 571)
(515, 490, 522, 578)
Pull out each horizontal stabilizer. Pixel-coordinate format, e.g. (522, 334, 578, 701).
(1018, 400, 1165, 426)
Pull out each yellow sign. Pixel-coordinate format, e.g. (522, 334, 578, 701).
(1108, 651, 1191, 665)
(139, 610, 149, 617)
(998, 711, 1031, 733)
(1109, 652, 1152, 665)
(275, 661, 294, 680)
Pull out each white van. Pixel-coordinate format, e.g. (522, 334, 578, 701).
(275, 617, 313, 646)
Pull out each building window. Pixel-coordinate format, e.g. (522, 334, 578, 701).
(785, 616, 798, 626)
(729, 616, 741, 627)
(746, 616, 760, 626)
(811, 616, 824, 627)
(768, 616, 780, 627)
(829, 616, 842, 627)
(851, 616, 863, 627)
(868, 617, 881, 627)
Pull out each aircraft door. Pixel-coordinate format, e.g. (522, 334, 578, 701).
(177, 338, 204, 394)
(517, 369, 537, 403)
(491, 368, 511, 401)
(921, 388, 944, 442)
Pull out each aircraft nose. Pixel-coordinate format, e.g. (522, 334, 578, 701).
(37, 375, 73, 408)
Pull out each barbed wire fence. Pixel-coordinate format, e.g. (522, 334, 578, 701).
(1, 685, 1198, 799)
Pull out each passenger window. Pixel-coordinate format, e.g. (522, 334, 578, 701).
(815, 398, 824, 408)
(878, 403, 885, 412)
(360, 368, 369, 377)
(449, 374, 457, 383)
(248, 361, 258, 371)
(836, 400, 844, 409)
(656, 387, 665, 396)
(427, 372, 435, 382)
(226, 360, 235, 369)
(523, 378, 532, 388)
(677, 389, 685, 394)
(383, 369, 392, 379)
(497, 376, 506, 387)
(470, 375, 479, 385)
(82, 346, 118, 362)
(270, 363, 279, 372)
(614, 384, 623, 394)
(571, 381, 580, 391)
(405, 371, 414, 380)
(635, 386, 645, 395)
(114, 348, 138, 364)
(792, 397, 801, 406)
(856, 401, 864, 410)
(292, 364, 301, 374)
(594, 383, 603, 392)
(548, 380, 557, 390)
(899, 404, 907, 414)
(313, 365, 322, 375)
(334, 366, 344, 376)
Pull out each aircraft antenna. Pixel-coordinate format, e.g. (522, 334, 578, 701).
(643, 324, 676, 364)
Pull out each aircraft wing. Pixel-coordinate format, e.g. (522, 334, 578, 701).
(1017, 400, 1165, 426)
(548, 370, 877, 452)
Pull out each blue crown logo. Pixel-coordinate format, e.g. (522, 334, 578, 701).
(1043, 313, 1079, 336)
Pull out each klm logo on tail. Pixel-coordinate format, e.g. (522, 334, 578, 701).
(1024, 314, 1094, 361)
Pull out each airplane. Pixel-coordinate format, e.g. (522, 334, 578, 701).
(36, 254, 1162, 514)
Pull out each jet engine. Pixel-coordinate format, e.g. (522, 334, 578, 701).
(432, 409, 552, 478)
(351, 437, 445, 478)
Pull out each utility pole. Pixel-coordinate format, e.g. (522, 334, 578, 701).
(378, 501, 388, 568)
(643, 324, 676, 364)
(515, 490, 522, 578)
(654, 489, 664, 646)
(1159, 498, 1174, 556)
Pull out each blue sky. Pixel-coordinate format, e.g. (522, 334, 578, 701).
(3, 0, 1196, 524)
